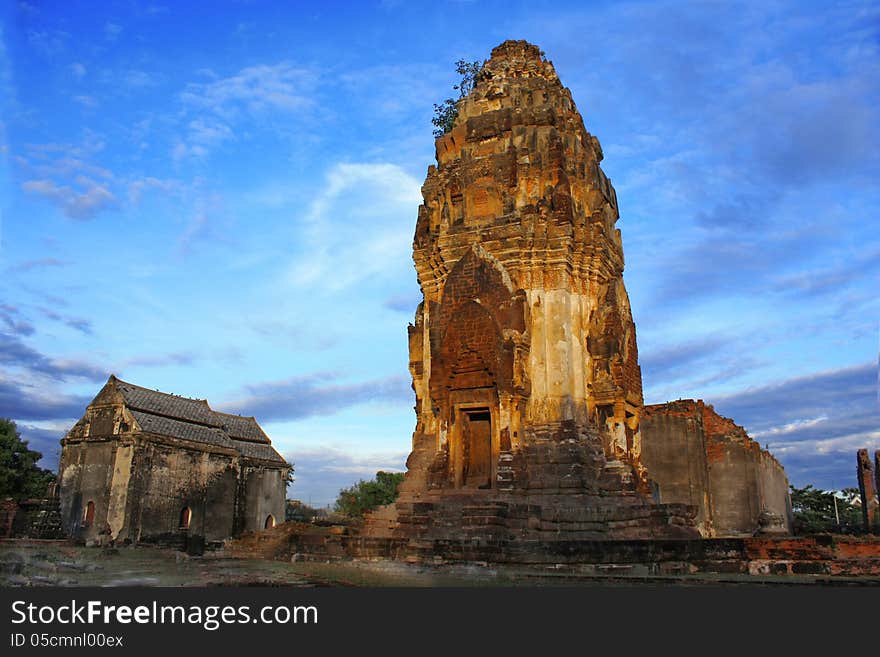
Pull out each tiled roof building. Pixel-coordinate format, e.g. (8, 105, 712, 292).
(59, 375, 290, 546)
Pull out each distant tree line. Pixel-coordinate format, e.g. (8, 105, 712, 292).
(334, 471, 405, 518)
(789, 484, 865, 535)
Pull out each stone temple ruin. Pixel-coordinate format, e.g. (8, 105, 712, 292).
(363, 40, 791, 543)
(641, 401, 791, 536)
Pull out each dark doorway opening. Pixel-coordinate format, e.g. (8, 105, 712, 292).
(179, 506, 191, 530)
(462, 408, 492, 489)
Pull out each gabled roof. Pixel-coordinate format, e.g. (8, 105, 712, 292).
(104, 375, 287, 465)
(213, 410, 270, 443)
(128, 411, 232, 449)
(114, 377, 221, 428)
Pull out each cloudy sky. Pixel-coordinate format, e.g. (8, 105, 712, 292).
(1, 1, 877, 506)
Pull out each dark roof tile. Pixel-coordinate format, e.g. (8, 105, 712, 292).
(110, 376, 287, 466)
(130, 411, 233, 448)
(233, 440, 287, 463)
(214, 412, 270, 443)
(115, 378, 220, 427)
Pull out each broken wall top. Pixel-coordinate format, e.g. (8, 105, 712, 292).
(644, 399, 787, 468)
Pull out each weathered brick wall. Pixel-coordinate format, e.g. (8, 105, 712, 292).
(640, 402, 713, 534)
(58, 439, 117, 542)
(126, 441, 238, 543)
(706, 433, 762, 535)
(366, 40, 700, 541)
(242, 466, 287, 533)
(641, 401, 791, 536)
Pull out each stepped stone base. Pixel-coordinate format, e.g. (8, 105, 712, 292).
(365, 424, 700, 542)
(224, 525, 880, 580)
(369, 494, 697, 542)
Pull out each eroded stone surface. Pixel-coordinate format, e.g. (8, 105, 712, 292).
(857, 449, 879, 529)
(58, 375, 290, 546)
(641, 400, 792, 536)
(365, 40, 698, 541)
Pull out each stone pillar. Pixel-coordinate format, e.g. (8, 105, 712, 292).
(856, 449, 879, 530)
(875, 451, 880, 508)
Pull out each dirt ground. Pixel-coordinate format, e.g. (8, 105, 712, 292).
(2, 540, 879, 587)
(0, 540, 316, 587)
(0, 541, 558, 586)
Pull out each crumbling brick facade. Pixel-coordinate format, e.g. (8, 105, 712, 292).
(58, 376, 290, 546)
(365, 41, 699, 541)
(640, 400, 792, 536)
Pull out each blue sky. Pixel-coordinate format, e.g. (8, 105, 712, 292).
(1, 1, 877, 506)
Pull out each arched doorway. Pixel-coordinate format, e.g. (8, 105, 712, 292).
(179, 506, 191, 530)
(427, 246, 528, 492)
(83, 501, 95, 527)
(264, 514, 275, 529)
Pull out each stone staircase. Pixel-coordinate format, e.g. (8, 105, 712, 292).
(363, 423, 698, 542)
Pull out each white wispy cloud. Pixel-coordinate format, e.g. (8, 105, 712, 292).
(17, 141, 185, 218)
(21, 177, 117, 220)
(286, 162, 422, 291)
(772, 430, 880, 458)
(173, 63, 318, 160)
(104, 22, 122, 41)
(710, 362, 879, 488)
(123, 70, 156, 88)
(127, 176, 179, 205)
(751, 415, 829, 438)
(174, 190, 232, 256)
(220, 371, 411, 422)
(6, 258, 69, 273)
(119, 351, 197, 369)
(26, 29, 68, 56)
(180, 63, 317, 117)
(22, 154, 112, 180)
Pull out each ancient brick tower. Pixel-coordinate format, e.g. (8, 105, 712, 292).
(365, 40, 697, 540)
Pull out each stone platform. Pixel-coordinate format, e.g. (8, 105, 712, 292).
(225, 525, 880, 581)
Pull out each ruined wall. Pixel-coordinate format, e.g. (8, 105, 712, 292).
(640, 402, 713, 534)
(641, 400, 792, 536)
(242, 467, 286, 532)
(126, 439, 238, 544)
(58, 439, 118, 542)
(876, 451, 880, 501)
(757, 449, 792, 532)
(58, 383, 130, 542)
(706, 434, 761, 535)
